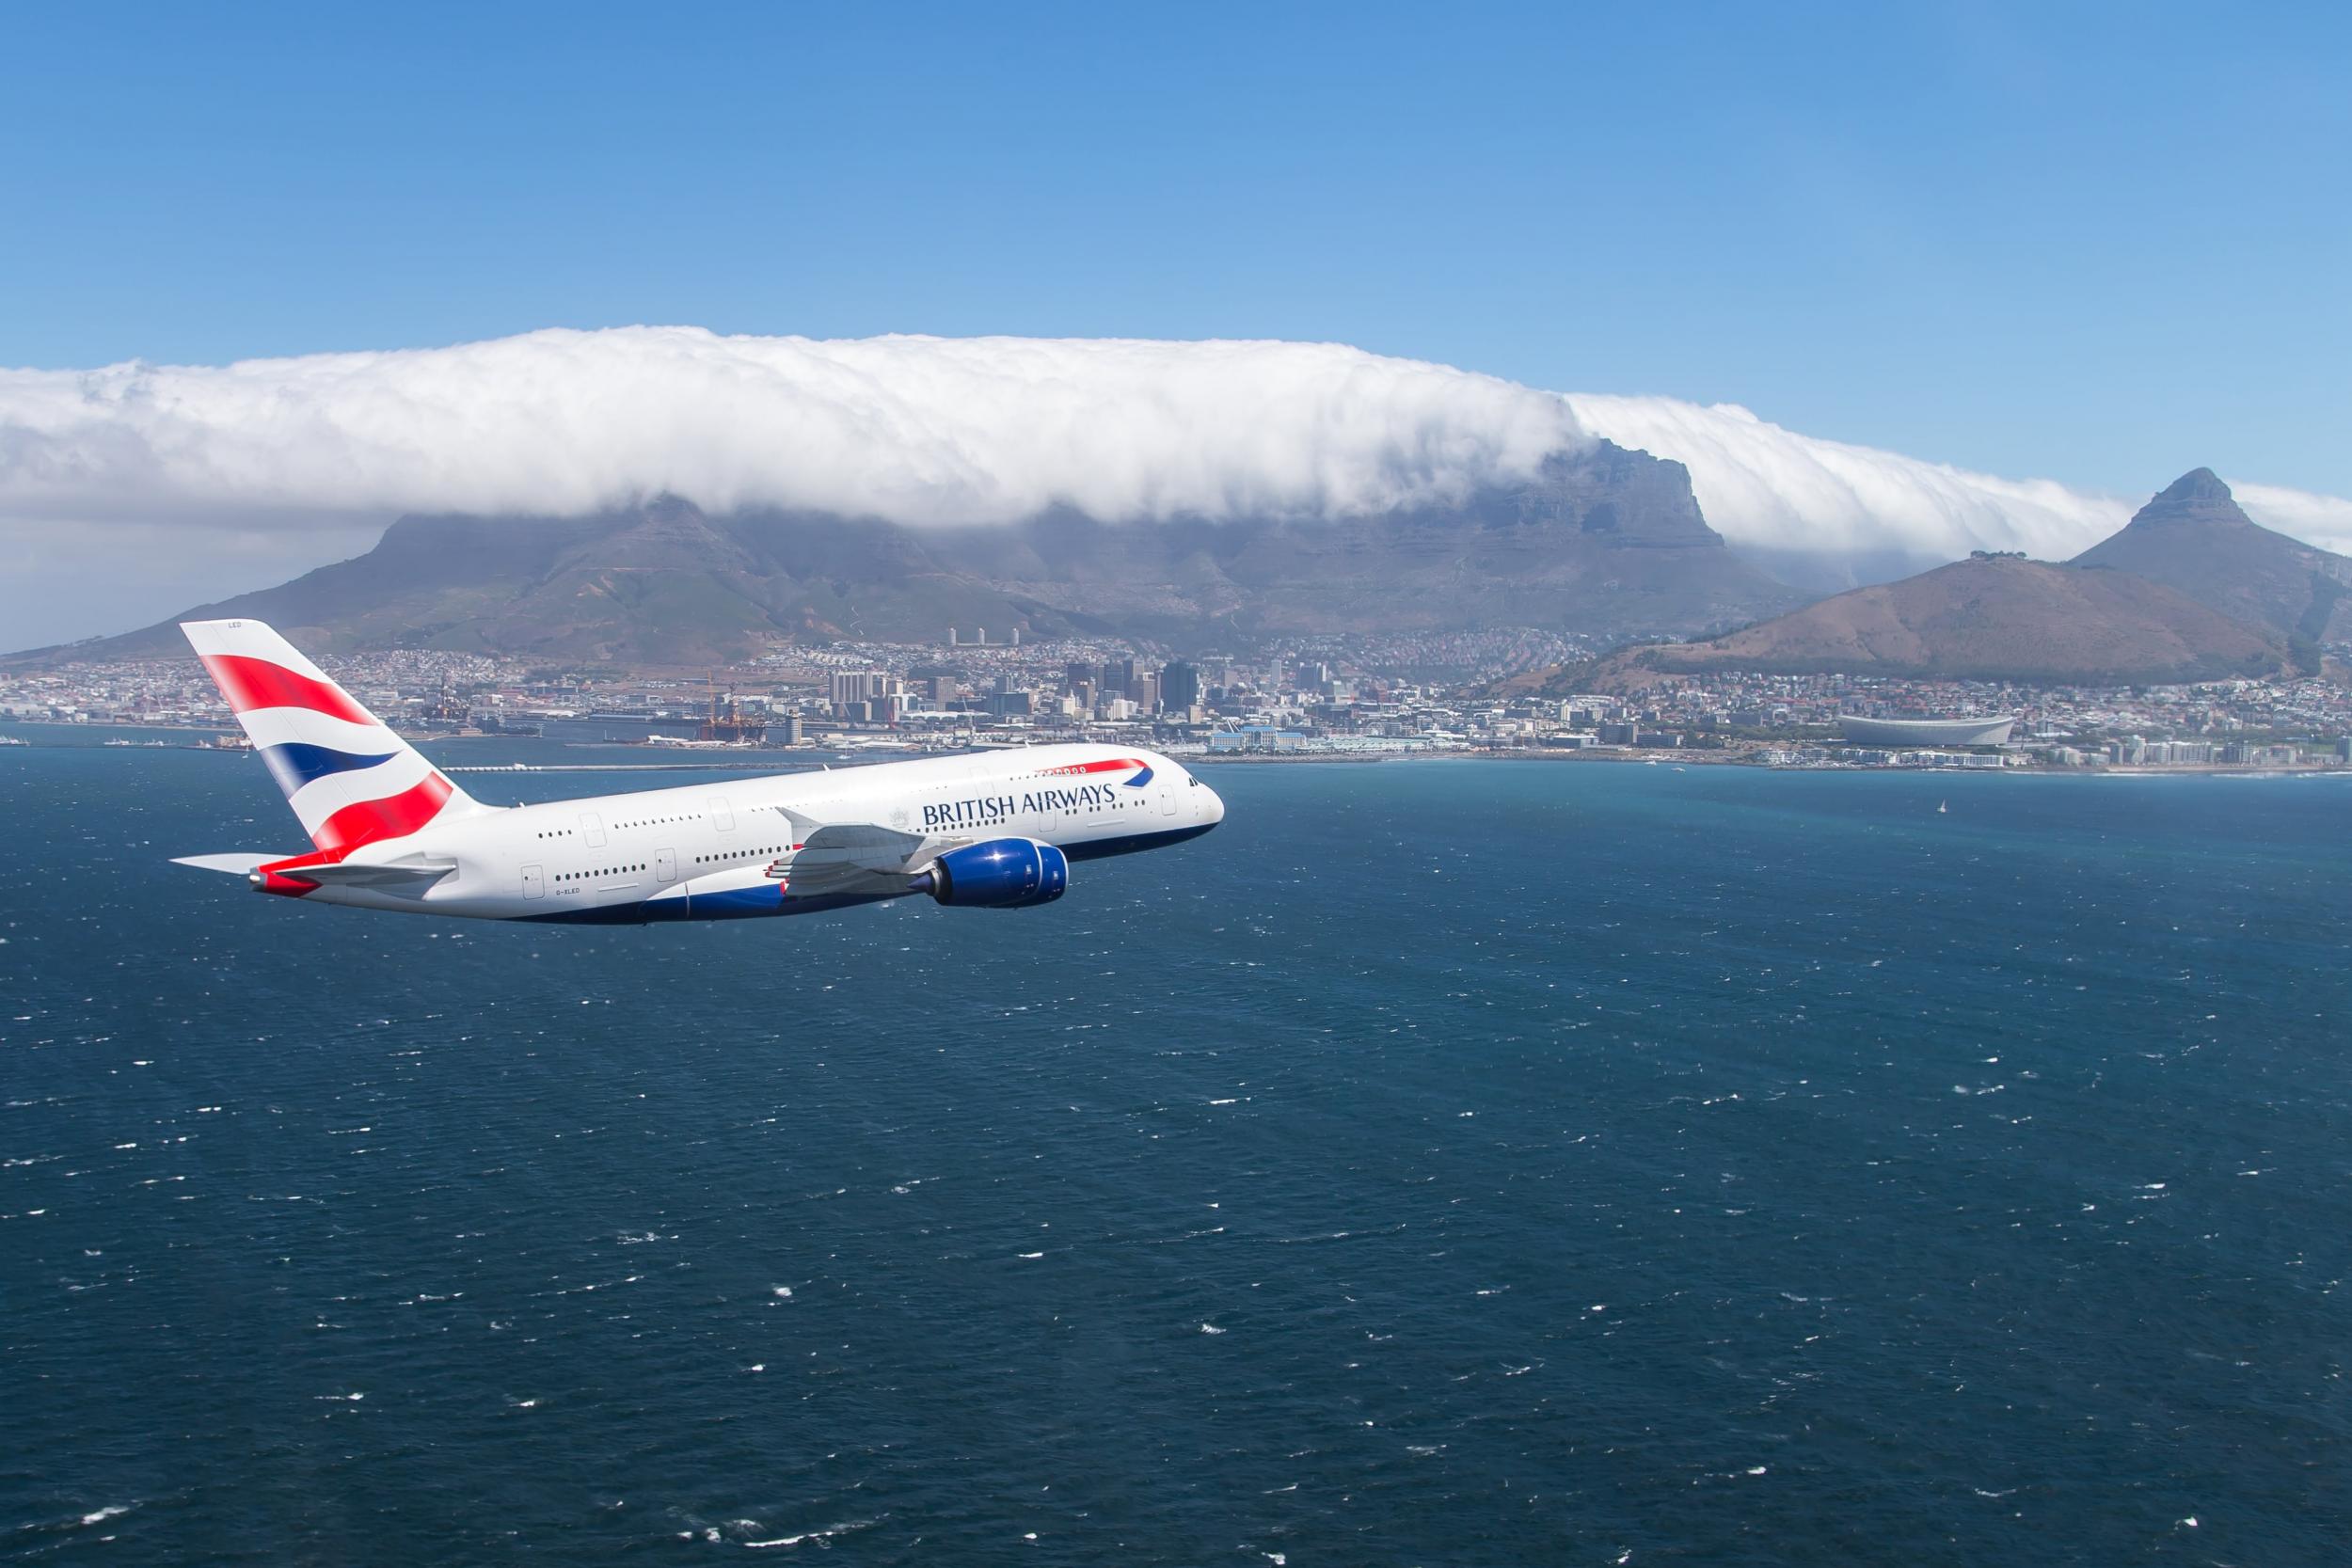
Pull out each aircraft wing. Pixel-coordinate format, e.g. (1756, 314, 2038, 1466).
(767, 807, 965, 899)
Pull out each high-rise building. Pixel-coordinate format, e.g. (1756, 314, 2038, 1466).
(1133, 672, 1160, 713)
(1159, 662, 1202, 711)
(831, 670, 896, 717)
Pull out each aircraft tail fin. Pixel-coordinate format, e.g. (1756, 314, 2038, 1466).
(180, 619, 489, 860)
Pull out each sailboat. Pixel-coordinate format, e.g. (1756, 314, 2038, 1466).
(1937, 800, 1948, 814)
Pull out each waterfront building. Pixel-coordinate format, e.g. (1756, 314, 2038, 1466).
(1837, 714, 2016, 747)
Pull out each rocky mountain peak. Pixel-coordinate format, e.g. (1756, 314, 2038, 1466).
(2072, 467, 2352, 650)
(2141, 467, 2246, 521)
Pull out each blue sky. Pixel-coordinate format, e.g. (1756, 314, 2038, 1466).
(2, 1, 2345, 498)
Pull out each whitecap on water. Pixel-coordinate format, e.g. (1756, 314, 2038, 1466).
(745, 1519, 882, 1549)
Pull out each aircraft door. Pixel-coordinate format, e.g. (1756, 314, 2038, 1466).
(1159, 782, 1179, 816)
(656, 848, 677, 882)
(580, 811, 607, 847)
(707, 796, 735, 832)
(522, 863, 546, 899)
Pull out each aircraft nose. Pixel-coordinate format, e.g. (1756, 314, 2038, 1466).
(1200, 781, 1225, 826)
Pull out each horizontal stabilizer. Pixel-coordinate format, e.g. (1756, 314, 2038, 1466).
(169, 851, 455, 890)
(283, 857, 457, 889)
(172, 853, 275, 876)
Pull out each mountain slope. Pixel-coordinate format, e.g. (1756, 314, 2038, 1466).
(1582, 554, 2285, 689)
(2072, 468, 2352, 646)
(48, 442, 1809, 662)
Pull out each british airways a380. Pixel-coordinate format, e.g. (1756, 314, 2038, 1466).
(171, 619, 1223, 923)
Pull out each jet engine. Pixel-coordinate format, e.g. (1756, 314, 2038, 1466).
(915, 838, 1068, 909)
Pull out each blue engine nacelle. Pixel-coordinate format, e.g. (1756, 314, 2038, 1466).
(918, 837, 1069, 909)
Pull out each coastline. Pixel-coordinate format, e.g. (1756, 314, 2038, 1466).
(8, 718, 2345, 780)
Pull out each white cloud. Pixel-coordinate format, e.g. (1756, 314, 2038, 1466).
(1562, 394, 2136, 580)
(2229, 482, 2352, 559)
(1565, 395, 2349, 581)
(1, 328, 2344, 598)
(0, 328, 1579, 528)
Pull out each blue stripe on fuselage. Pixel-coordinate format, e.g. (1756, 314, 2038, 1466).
(1060, 820, 1212, 859)
(521, 884, 899, 925)
(517, 822, 1217, 925)
(259, 740, 398, 798)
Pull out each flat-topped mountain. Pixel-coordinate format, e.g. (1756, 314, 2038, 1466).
(2071, 467, 2351, 645)
(1581, 553, 2285, 690)
(44, 441, 1808, 663)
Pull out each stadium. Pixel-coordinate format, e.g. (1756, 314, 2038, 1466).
(1836, 715, 2017, 747)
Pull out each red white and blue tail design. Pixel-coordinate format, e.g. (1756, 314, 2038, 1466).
(181, 619, 485, 860)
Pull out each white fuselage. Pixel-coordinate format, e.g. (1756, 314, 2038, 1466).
(294, 743, 1222, 922)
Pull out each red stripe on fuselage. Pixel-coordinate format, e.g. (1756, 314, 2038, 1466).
(310, 772, 453, 857)
(1033, 757, 1146, 777)
(199, 654, 375, 726)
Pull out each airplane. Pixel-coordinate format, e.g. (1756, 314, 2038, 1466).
(169, 619, 1224, 923)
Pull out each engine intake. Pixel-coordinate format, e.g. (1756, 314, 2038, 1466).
(918, 838, 1068, 909)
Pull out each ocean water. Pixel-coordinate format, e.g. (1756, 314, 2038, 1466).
(3, 736, 2347, 1565)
